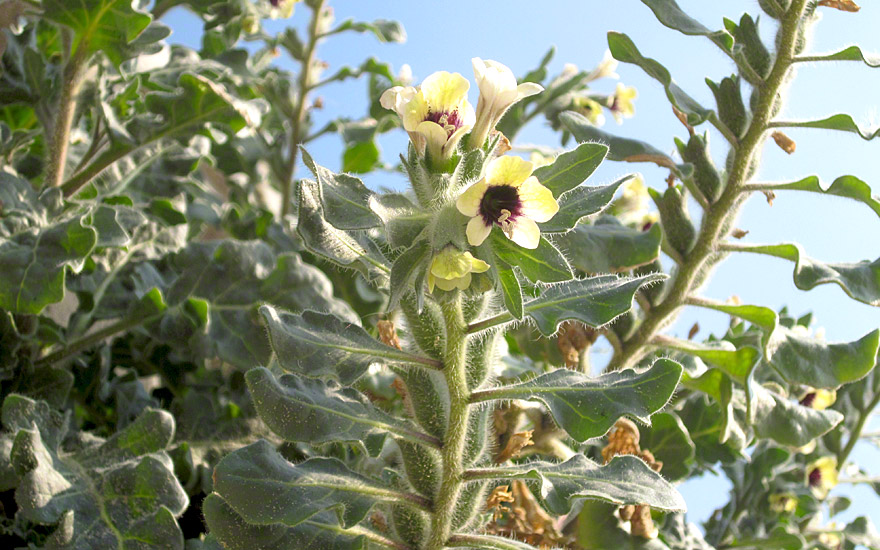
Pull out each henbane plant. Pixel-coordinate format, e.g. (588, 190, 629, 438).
(1, 0, 879, 549)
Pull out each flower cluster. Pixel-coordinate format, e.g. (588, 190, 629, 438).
(381, 59, 561, 293)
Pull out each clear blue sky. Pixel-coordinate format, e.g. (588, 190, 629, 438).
(162, 0, 879, 535)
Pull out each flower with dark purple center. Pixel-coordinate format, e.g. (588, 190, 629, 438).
(806, 456, 838, 499)
(456, 156, 558, 249)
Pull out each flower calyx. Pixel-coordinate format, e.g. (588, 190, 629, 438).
(427, 246, 490, 293)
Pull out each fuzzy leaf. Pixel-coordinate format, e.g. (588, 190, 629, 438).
(533, 142, 608, 196)
(640, 0, 734, 51)
(506, 273, 666, 336)
(558, 218, 663, 273)
(801, 45, 880, 68)
(607, 31, 712, 125)
(638, 412, 695, 480)
(42, 0, 156, 66)
(762, 175, 880, 219)
(388, 239, 431, 311)
(471, 454, 685, 514)
(245, 367, 439, 448)
(776, 114, 880, 140)
(490, 232, 572, 283)
(260, 306, 440, 384)
(750, 384, 843, 447)
(204, 494, 374, 550)
(301, 149, 381, 230)
(5, 395, 186, 549)
(472, 359, 682, 441)
(498, 266, 524, 320)
(541, 176, 632, 233)
(731, 242, 880, 306)
(212, 440, 421, 529)
(332, 19, 406, 43)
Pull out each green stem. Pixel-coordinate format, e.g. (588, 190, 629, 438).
(426, 295, 471, 550)
(45, 39, 89, 188)
(607, 0, 809, 370)
(281, 0, 325, 218)
(34, 314, 157, 367)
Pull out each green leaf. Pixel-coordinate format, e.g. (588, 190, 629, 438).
(640, 0, 734, 51)
(658, 337, 760, 382)
(800, 45, 880, 68)
(204, 494, 379, 550)
(471, 358, 682, 441)
(212, 440, 425, 530)
(774, 113, 880, 140)
(388, 239, 431, 311)
(541, 176, 632, 233)
(561, 111, 686, 175)
(729, 242, 880, 306)
(761, 175, 880, 219)
(301, 148, 381, 230)
(331, 19, 407, 43)
(260, 306, 440, 385)
(490, 232, 572, 284)
(297, 178, 390, 278)
(342, 141, 380, 174)
(498, 266, 524, 320)
(163, 241, 356, 369)
(532, 142, 608, 196)
(844, 516, 880, 549)
(576, 500, 671, 550)
(42, 0, 155, 66)
(750, 383, 843, 447)
(706, 75, 748, 139)
(469, 454, 685, 514)
(245, 367, 439, 448)
(500, 273, 666, 336)
(558, 217, 663, 274)
(369, 193, 430, 250)
(638, 412, 695, 481)
(724, 14, 771, 79)
(607, 31, 712, 125)
(5, 395, 186, 548)
(142, 73, 249, 139)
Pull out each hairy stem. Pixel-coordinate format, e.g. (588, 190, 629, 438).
(837, 391, 880, 469)
(34, 313, 159, 368)
(281, 0, 325, 218)
(426, 296, 471, 550)
(608, 0, 809, 370)
(45, 38, 89, 188)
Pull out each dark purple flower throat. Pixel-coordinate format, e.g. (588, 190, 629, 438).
(479, 185, 522, 227)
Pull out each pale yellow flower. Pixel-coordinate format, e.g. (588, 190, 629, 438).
(806, 456, 838, 499)
(268, 0, 298, 19)
(768, 493, 797, 513)
(819, 530, 841, 548)
(586, 50, 619, 82)
(573, 96, 606, 126)
(456, 156, 558, 249)
(469, 58, 544, 148)
(427, 247, 490, 293)
(609, 83, 637, 124)
(380, 71, 475, 163)
(799, 388, 837, 410)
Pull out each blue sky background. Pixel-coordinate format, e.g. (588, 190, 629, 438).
(161, 0, 880, 536)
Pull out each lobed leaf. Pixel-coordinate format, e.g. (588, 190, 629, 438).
(558, 218, 663, 274)
(761, 174, 880, 219)
(469, 453, 686, 514)
(607, 31, 712, 125)
(490, 232, 573, 284)
(750, 383, 843, 447)
(301, 148, 381, 230)
(471, 358, 683, 441)
(730, 242, 880, 306)
(260, 306, 440, 385)
(245, 367, 439, 448)
(638, 412, 696, 481)
(799, 45, 880, 68)
(775, 114, 880, 141)
(540, 176, 633, 233)
(331, 19, 407, 43)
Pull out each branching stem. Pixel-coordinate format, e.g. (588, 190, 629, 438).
(45, 38, 89, 188)
(607, 0, 809, 370)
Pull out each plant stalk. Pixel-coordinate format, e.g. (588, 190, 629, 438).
(426, 295, 471, 550)
(45, 40, 89, 188)
(836, 392, 880, 469)
(607, 0, 809, 370)
(281, 0, 325, 218)
(34, 313, 159, 368)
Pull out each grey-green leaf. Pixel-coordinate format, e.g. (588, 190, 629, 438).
(640, 0, 734, 51)
(472, 358, 683, 442)
(558, 218, 662, 274)
(750, 383, 843, 447)
(533, 142, 608, 197)
(260, 306, 440, 384)
(760, 175, 880, 219)
(730, 242, 880, 306)
(541, 176, 632, 233)
(775, 114, 880, 140)
(212, 440, 424, 530)
(301, 148, 381, 230)
(490, 232, 572, 284)
(471, 454, 685, 514)
(799, 45, 880, 68)
(638, 412, 695, 481)
(245, 367, 439, 448)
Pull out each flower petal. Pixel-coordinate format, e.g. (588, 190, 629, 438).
(456, 180, 488, 217)
(516, 82, 544, 100)
(421, 71, 470, 114)
(486, 155, 533, 186)
(402, 90, 429, 131)
(507, 217, 541, 249)
(416, 121, 449, 158)
(463, 251, 490, 273)
(518, 176, 560, 223)
(466, 216, 492, 247)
